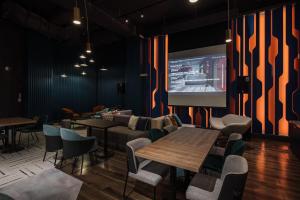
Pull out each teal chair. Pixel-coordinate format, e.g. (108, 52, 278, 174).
(202, 133, 245, 173)
(43, 125, 62, 166)
(60, 128, 97, 174)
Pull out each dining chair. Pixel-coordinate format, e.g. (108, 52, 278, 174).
(186, 155, 248, 200)
(60, 128, 98, 174)
(202, 133, 245, 173)
(123, 138, 169, 200)
(18, 115, 48, 147)
(42, 124, 63, 166)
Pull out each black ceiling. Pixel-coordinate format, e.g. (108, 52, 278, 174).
(1, 0, 295, 45)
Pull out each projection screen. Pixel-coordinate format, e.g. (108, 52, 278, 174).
(168, 44, 227, 107)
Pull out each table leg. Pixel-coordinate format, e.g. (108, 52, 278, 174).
(4, 127, 9, 146)
(11, 127, 16, 151)
(184, 170, 191, 187)
(170, 166, 177, 200)
(104, 128, 108, 157)
(87, 126, 92, 137)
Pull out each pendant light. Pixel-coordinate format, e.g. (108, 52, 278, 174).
(61, 73, 67, 78)
(225, 0, 232, 43)
(84, 0, 92, 54)
(74, 63, 80, 68)
(89, 58, 95, 63)
(79, 54, 86, 59)
(73, 0, 81, 25)
(81, 71, 87, 75)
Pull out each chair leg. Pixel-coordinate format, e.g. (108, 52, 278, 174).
(72, 157, 77, 174)
(123, 172, 129, 200)
(153, 186, 157, 200)
(18, 132, 22, 145)
(34, 132, 39, 142)
(60, 157, 64, 169)
(81, 155, 84, 175)
(27, 133, 30, 148)
(43, 151, 47, 162)
(54, 151, 58, 166)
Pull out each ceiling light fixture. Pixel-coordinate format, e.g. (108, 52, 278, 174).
(61, 73, 67, 78)
(188, 0, 199, 4)
(140, 13, 144, 19)
(225, 0, 232, 43)
(74, 63, 80, 68)
(99, 67, 108, 71)
(81, 71, 87, 75)
(79, 54, 86, 59)
(125, 18, 129, 23)
(84, 0, 92, 54)
(73, 0, 81, 25)
(89, 58, 95, 63)
(80, 63, 88, 67)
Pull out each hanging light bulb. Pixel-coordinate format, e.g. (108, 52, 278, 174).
(74, 63, 80, 68)
(80, 63, 88, 67)
(225, 29, 232, 43)
(61, 73, 67, 78)
(99, 66, 108, 71)
(81, 71, 87, 75)
(86, 42, 92, 54)
(73, 0, 81, 25)
(79, 54, 86, 59)
(89, 58, 95, 63)
(225, 0, 232, 43)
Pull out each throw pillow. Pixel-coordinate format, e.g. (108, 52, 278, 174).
(169, 116, 178, 127)
(151, 116, 165, 130)
(173, 113, 183, 127)
(163, 125, 178, 134)
(128, 115, 139, 130)
(148, 129, 165, 142)
(164, 116, 173, 126)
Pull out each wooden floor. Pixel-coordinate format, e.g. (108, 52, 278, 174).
(59, 138, 300, 200)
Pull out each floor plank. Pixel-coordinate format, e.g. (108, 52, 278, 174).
(57, 137, 300, 200)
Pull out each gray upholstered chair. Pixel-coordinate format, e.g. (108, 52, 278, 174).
(210, 114, 252, 136)
(60, 128, 98, 174)
(186, 155, 248, 200)
(42, 125, 63, 166)
(123, 138, 169, 200)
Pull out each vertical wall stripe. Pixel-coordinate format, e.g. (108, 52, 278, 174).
(279, 6, 289, 135)
(292, 4, 300, 119)
(268, 10, 278, 134)
(257, 12, 266, 133)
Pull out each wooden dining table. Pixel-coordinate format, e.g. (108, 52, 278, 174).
(136, 127, 220, 200)
(0, 117, 37, 152)
(72, 119, 120, 159)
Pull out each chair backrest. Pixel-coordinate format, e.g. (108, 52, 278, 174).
(60, 128, 95, 159)
(222, 114, 251, 126)
(43, 125, 62, 152)
(224, 133, 243, 157)
(218, 155, 248, 200)
(126, 138, 151, 174)
(43, 125, 60, 137)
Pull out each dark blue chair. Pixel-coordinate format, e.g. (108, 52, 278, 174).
(60, 128, 97, 174)
(202, 133, 245, 173)
(43, 125, 63, 166)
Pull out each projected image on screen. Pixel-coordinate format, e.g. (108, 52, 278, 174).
(168, 44, 227, 107)
(168, 55, 226, 93)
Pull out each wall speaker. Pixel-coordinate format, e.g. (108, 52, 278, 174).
(117, 82, 125, 95)
(237, 76, 250, 93)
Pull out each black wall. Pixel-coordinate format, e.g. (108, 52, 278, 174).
(0, 20, 26, 117)
(26, 32, 97, 120)
(169, 22, 227, 52)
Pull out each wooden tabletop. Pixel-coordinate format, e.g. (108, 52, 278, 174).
(72, 119, 120, 129)
(136, 127, 220, 172)
(0, 117, 37, 128)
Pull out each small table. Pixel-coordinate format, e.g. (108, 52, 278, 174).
(0, 117, 37, 153)
(72, 119, 120, 158)
(136, 127, 220, 200)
